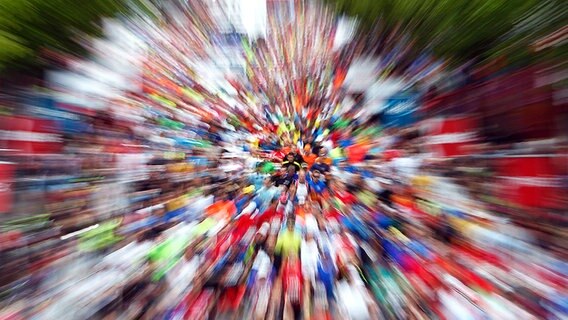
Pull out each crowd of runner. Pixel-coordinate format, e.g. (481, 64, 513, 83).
(131, 142, 401, 320)
(71, 132, 557, 320)
(3, 110, 565, 320)
(0, 0, 566, 319)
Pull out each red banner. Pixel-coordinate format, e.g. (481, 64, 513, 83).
(496, 156, 562, 208)
(0, 116, 62, 154)
(427, 116, 478, 157)
(0, 162, 14, 213)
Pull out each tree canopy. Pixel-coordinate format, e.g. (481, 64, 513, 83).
(326, 0, 567, 65)
(0, 0, 564, 72)
(0, 0, 158, 71)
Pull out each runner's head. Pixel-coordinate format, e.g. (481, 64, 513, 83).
(305, 231, 314, 241)
(312, 169, 321, 180)
(286, 152, 295, 162)
(321, 249, 332, 262)
(279, 192, 288, 204)
(298, 170, 306, 182)
(286, 217, 295, 231)
(287, 164, 296, 175)
(263, 176, 272, 187)
(255, 223, 269, 244)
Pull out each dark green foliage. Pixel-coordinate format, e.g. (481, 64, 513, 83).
(325, 0, 567, 64)
(0, 0, 158, 70)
